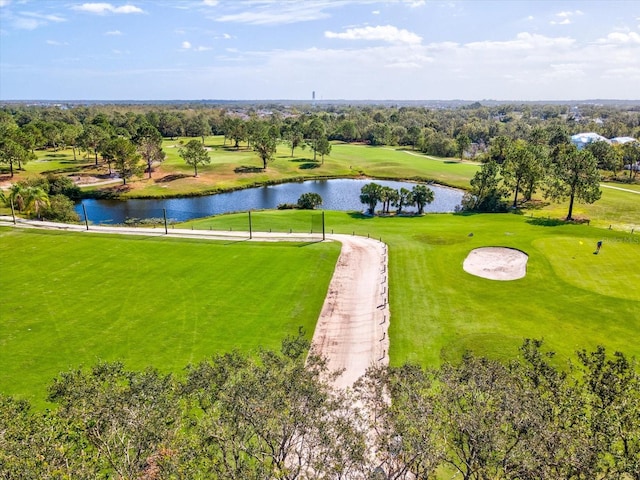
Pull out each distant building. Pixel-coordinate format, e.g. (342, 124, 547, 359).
(610, 136, 638, 145)
(570, 132, 611, 150)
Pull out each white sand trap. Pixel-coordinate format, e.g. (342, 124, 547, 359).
(463, 247, 528, 281)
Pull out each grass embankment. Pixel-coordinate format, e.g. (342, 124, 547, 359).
(188, 211, 640, 367)
(0, 227, 340, 406)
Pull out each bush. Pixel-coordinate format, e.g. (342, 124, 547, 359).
(40, 195, 80, 223)
(277, 203, 297, 210)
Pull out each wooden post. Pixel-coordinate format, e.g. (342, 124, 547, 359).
(82, 204, 89, 231)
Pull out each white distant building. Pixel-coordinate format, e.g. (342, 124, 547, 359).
(610, 136, 638, 145)
(571, 132, 611, 150)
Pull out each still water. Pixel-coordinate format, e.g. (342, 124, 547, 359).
(76, 178, 464, 224)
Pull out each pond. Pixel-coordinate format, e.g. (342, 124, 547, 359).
(76, 179, 464, 224)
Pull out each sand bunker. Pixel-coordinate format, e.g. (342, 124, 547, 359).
(463, 247, 528, 281)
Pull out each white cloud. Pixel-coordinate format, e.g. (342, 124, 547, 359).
(105, 29, 122, 35)
(46, 40, 69, 46)
(195, 46, 211, 51)
(222, 33, 231, 39)
(181, 41, 192, 49)
(325, 25, 421, 45)
(202, 0, 218, 5)
(596, 31, 640, 45)
(0, 0, 10, 7)
(405, 0, 425, 7)
(372, 10, 380, 15)
(21, 12, 66, 22)
(551, 9, 583, 25)
(72, 3, 144, 15)
(556, 10, 583, 18)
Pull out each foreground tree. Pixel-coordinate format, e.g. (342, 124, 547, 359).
(180, 333, 368, 479)
(179, 139, 210, 177)
(48, 362, 181, 479)
(545, 146, 601, 221)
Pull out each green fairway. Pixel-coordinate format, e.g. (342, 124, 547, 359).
(190, 211, 640, 367)
(0, 227, 340, 405)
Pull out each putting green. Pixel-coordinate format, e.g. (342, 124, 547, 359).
(533, 236, 640, 301)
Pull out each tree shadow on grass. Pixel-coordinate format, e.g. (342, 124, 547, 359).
(299, 163, 320, 170)
(234, 166, 263, 174)
(156, 173, 191, 183)
(526, 217, 568, 227)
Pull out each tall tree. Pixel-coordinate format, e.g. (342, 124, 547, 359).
(78, 124, 109, 165)
(179, 139, 210, 177)
(544, 146, 601, 221)
(395, 187, 413, 214)
(455, 133, 471, 160)
(501, 140, 537, 207)
(283, 120, 305, 157)
(0, 129, 34, 178)
(462, 160, 507, 212)
(252, 123, 278, 170)
(103, 137, 142, 185)
(134, 125, 165, 179)
(306, 117, 326, 161)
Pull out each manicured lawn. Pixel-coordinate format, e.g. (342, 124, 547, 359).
(0, 227, 340, 406)
(190, 211, 640, 367)
(3, 136, 479, 198)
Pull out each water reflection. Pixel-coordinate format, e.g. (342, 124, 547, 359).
(76, 179, 463, 224)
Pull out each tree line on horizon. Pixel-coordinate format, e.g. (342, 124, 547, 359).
(1, 334, 638, 479)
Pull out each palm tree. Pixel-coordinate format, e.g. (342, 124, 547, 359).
(359, 182, 382, 215)
(411, 184, 435, 214)
(9, 184, 50, 218)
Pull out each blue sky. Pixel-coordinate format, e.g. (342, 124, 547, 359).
(1, 0, 639, 101)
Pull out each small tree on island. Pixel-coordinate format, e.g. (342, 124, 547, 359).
(297, 192, 323, 210)
(179, 139, 210, 177)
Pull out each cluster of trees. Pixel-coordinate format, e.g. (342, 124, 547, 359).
(359, 182, 434, 215)
(1, 335, 638, 479)
(3, 102, 638, 175)
(463, 134, 604, 220)
(1, 174, 81, 222)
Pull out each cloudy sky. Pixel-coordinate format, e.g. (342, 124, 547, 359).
(1, 0, 639, 101)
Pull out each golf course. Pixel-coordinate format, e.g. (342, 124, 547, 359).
(1, 136, 640, 407)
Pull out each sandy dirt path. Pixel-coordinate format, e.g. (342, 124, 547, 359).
(0, 217, 390, 389)
(311, 234, 389, 389)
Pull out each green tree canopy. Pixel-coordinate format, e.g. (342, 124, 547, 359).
(178, 139, 211, 177)
(544, 146, 601, 221)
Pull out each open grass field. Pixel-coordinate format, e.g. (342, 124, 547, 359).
(2, 211, 639, 406)
(0, 227, 340, 406)
(188, 210, 640, 367)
